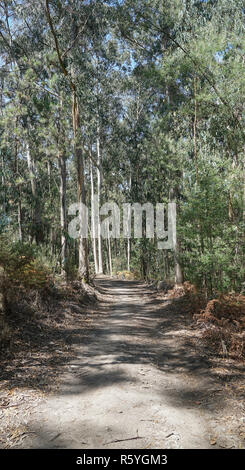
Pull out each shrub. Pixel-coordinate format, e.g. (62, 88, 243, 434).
(0, 236, 52, 289)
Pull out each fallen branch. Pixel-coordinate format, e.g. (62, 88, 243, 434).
(0, 400, 25, 408)
(49, 432, 62, 442)
(104, 436, 144, 445)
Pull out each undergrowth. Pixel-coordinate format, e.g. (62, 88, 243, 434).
(166, 282, 245, 360)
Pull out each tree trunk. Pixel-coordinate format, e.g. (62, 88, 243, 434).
(72, 89, 89, 281)
(107, 221, 112, 276)
(17, 193, 22, 242)
(58, 152, 67, 276)
(243, 156, 245, 223)
(193, 76, 198, 183)
(90, 161, 99, 274)
(14, 136, 22, 241)
(169, 188, 184, 285)
(50, 226, 55, 256)
(127, 170, 132, 272)
(26, 142, 41, 244)
(45, 1, 89, 280)
(173, 240, 184, 285)
(127, 238, 130, 272)
(47, 160, 51, 196)
(97, 126, 103, 273)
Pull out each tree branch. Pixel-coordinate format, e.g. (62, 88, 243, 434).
(61, 12, 91, 59)
(45, 0, 75, 91)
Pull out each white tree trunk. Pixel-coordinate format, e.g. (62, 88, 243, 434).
(90, 162, 99, 274)
(97, 127, 103, 273)
(26, 142, 40, 243)
(127, 238, 130, 272)
(107, 222, 112, 277)
(58, 153, 67, 276)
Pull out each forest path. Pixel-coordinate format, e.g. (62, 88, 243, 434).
(20, 278, 227, 449)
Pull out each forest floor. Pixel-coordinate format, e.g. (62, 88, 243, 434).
(0, 277, 244, 449)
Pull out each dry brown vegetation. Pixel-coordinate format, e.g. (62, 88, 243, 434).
(0, 275, 100, 391)
(164, 282, 245, 360)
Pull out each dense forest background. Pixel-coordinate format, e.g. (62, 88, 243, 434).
(0, 0, 244, 296)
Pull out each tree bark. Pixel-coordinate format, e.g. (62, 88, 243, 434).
(107, 221, 112, 276)
(45, 0, 89, 280)
(14, 136, 23, 242)
(97, 125, 103, 273)
(26, 142, 41, 244)
(17, 194, 22, 242)
(173, 240, 184, 285)
(127, 170, 132, 272)
(90, 161, 99, 274)
(193, 76, 198, 183)
(243, 156, 245, 223)
(58, 152, 67, 276)
(72, 89, 89, 281)
(169, 188, 184, 285)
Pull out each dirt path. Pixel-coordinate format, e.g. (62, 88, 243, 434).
(12, 279, 244, 449)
